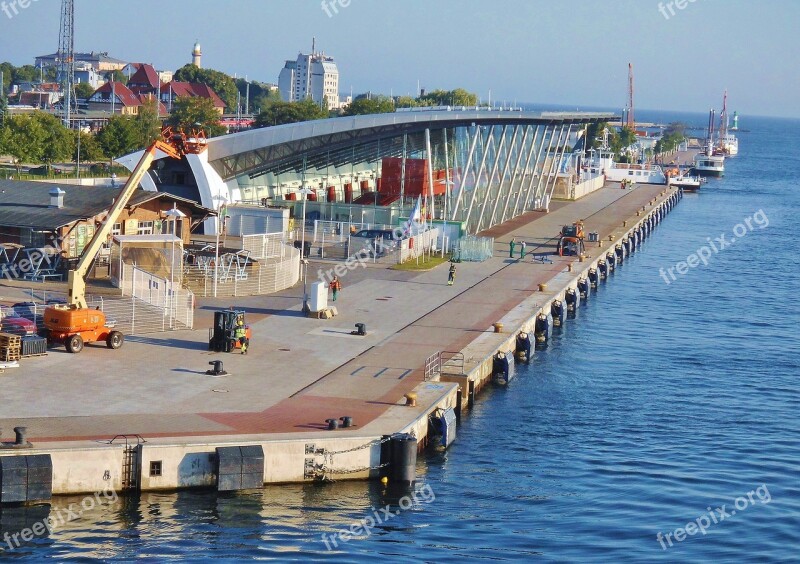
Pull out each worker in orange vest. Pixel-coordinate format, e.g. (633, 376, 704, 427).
(330, 276, 342, 301)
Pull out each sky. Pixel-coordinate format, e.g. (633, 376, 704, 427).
(0, 0, 798, 118)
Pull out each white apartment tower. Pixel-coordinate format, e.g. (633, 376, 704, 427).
(278, 39, 341, 110)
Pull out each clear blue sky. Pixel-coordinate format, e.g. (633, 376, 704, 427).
(1, 0, 798, 117)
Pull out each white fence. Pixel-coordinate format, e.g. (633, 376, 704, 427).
(397, 228, 440, 263)
(242, 232, 288, 260)
(11, 288, 193, 336)
(123, 265, 194, 331)
(187, 245, 300, 297)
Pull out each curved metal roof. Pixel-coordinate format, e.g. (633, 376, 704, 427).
(207, 110, 615, 181)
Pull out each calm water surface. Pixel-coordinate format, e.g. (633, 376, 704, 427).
(2, 113, 799, 562)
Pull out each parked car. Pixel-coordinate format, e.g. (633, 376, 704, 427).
(11, 301, 38, 321)
(1, 314, 37, 336)
(351, 229, 401, 256)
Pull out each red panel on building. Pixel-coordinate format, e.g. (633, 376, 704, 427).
(379, 157, 447, 197)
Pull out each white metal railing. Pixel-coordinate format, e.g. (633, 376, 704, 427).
(187, 245, 300, 297)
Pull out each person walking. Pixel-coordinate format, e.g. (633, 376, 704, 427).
(520, 240, 527, 259)
(330, 275, 342, 301)
(448, 262, 457, 286)
(509, 238, 516, 258)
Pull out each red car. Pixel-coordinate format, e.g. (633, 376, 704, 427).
(1, 314, 37, 336)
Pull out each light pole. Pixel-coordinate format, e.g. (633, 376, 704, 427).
(299, 186, 313, 312)
(75, 121, 84, 180)
(212, 195, 228, 298)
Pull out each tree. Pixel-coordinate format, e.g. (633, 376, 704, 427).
(394, 96, 418, 109)
(584, 121, 608, 150)
(135, 97, 163, 146)
(104, 69, 128, 84)
(254, 99, 328, 127)
(166, 96, 226, 137)
(0, 62, 14, 92)
(0, 93, 7, 126)
(12, 65, 39, 84)
(74, 130, 106, 163)
(618, 126, 636, 149)
(343, 95, 395, 116)
(97, 115, 141, 163)
(174, 64, 237, 111)
(0, 112, 73, 171)
(74, 82, 95, 100)
(418, 88, 479, 107)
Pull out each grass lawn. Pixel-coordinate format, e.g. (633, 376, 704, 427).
(391, 253, 452, 271)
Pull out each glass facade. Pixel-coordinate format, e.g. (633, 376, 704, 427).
(207, 113, 609, 235)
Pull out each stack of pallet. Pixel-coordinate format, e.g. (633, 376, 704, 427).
(0, 332, 21, 362)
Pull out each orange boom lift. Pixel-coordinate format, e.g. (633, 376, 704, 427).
(44, 128, 207, 353)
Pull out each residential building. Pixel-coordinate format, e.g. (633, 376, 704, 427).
(73, 63, 104, 89)
(35, 51, 127, 73)
(278, 43, 342, 110)
(126, 64, 161, 97)
(160, 81, 226, 113)
(86, 82, 165, 116)
(0, 179, 212, 255)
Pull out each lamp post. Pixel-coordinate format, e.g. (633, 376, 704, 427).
(299, 186, 313, 312)
(212, 195, 228, 298)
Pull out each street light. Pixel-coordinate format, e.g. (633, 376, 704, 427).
(298, 186, 314, 312)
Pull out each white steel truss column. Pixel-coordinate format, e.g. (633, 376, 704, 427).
(503, 125, 537, 223)
(475, 125, 509, 232)
(452, 125, 482, 217)
(443, 127, 453, 224)
(519, 124, 556, 215)
(537, 124, 567, 208)
(543, 124, 573, 207)
(463, 126, 496, 230)
(425, 128, 435, 221)
(487, 125, 521, 229)
(528, 124, 564, 210)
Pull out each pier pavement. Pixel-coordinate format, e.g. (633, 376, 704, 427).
(0, 182, 667, 448)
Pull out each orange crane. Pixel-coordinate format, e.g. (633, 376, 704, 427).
(44, 128, 207, 353)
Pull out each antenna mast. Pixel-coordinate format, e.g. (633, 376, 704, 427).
(57, 0, 75, 127)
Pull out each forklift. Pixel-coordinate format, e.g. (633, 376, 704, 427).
(558, 220, 586, 257)
(209, 308, 251, 353)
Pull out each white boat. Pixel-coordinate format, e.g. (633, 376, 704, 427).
(693, 151, 725, 177)
(694, 109, 725, 177)
(719, 132, 739, 156)
(584, 149, 667, 185)
(668, 173, 703, 191)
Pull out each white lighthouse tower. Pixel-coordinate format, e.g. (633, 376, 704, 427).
(192, 41, 202, 68)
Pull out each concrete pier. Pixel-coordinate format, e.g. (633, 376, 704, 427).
(0, 182, 680, 498)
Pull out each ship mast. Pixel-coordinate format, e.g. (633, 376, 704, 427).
(626, 63, 635, 130)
